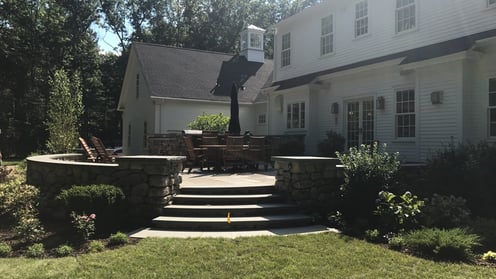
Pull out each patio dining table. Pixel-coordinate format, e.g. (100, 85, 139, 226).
(200, 144, 248, 171)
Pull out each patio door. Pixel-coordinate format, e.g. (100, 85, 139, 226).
(346, 98, 374, 148)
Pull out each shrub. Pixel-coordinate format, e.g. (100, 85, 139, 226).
(108, 232, 129, 246)
(388, 236, 404, 251)
(56, 184, 125, 234)
(336, 143, 400, 225)
(318, 130, 345, 156)
(25, 243, 45, 258)
(402, 228, 480, 261)
(423, 194, 471, 229)
(423, 142, 496, 217)
(87, 240, 105, 253)
(0, 242, 12, 257)
(364, 229, 384, 243)
(469, 217, 496, 250)
(14, 214, 45, 243)
(0, 179, 40, 225)
(70, 212, 96, 241)
(54, 244, 74, 257)
(482, 251, 496, 263)
(188, 113, 229, 133)
(375, 191, 424, 233)
(0, 166, 12, 182)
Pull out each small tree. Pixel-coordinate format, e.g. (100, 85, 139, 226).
(46, 69, 84, 153)
(188, 113, 229, 133)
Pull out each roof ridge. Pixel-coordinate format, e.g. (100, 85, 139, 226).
(132, 41, 237, 57)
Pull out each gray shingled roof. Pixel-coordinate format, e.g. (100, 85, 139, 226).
(133, 42, 273, 104)
(270, 28, 496, 91)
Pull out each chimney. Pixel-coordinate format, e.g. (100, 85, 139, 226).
(240, 24, 265, 63)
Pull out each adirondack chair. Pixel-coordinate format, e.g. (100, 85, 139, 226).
(182, 135, 207, 174)
(78, 137, 97, 162)
(90, 136, 115, 163)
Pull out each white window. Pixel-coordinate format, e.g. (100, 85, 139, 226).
(396, 0, 416, 33)
(287, 102, 305, 129)
(258, 114, 266, 124)
(396, 89, 415, 138)
(355, 1, 369, 37)
(281, 33, 291, 67)
(488, 0, 496, 7)
(250, 33, 262, 49)
(320, 15, 333, 56)
(136, 74, 140, 99)
(241, 31, 248, 50)
(488, 78, 496, 137)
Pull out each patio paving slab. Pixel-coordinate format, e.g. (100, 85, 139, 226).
(180, 171, 276, 187)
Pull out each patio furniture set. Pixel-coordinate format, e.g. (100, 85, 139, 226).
(182, 134, 271, 173)
(79, 136, 116, 163)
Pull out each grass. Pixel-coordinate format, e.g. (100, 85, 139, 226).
(2, 159, 24, 167)
(0, 233, 495, 278)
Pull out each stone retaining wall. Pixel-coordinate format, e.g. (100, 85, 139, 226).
(273, 156, 344, 214)
(27, 154, 185, 225)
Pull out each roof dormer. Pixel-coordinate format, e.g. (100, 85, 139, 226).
(240, 24, 265, 63)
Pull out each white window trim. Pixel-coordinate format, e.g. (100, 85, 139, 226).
(286, 101, 306, 130)
(395, 0, 417, 35)
(320, 14, 334, 57)
(394, 88, 417, 140)
(281, 33, 291, 68)
(488, 76, 496, 138)
(355, 0, 369, 38)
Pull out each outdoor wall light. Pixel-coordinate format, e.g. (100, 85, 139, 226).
(376, 96, 385, 110)
(331, 102, 339, 114)
(431, 91, 443, 104)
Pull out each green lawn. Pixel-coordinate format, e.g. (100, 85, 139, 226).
(0, 233, 495, 278)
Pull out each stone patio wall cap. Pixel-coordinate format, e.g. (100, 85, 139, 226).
(27, 153, 118, 167)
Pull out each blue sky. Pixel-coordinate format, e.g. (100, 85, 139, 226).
(92, 23, 121, 53)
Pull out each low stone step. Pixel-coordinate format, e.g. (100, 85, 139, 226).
(152, 214, 314, 231)
(162, 203, 299, 217)
(179, 184, 276, 195)
(172, 193, 283, 205)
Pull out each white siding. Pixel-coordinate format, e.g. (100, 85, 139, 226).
(156, 99, 256, 135)
(273, 0, 496, 82)
(121, 50, 155, 155)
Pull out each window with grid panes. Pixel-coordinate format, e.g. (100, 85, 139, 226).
(320, 15, 333, 56)
(396, 89, 415, 138)
(396, 0, 415, 33)
(355, 1, 368, 37)
(489, 78, 496, 136)
(281, 33, 291, 67)
(286, 102, 305, 129)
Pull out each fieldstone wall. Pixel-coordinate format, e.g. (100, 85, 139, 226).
(147, 133, 185, 155)
(27, 154, 185, 225)
(273, 156, 344, 214)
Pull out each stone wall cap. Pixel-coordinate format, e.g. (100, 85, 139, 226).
(117, 155, 186, 161)
(27, 154, 118, 167)
(271, 156, 339, 161)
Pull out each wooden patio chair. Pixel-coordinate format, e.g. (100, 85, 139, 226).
(245, 136, 268, 171)
(78, 137, 97, 162)
(90, 136, 115, 163)
(223, 136, 245, 170)
(182, 136, 207, 174)
(201, 136, 221, 170)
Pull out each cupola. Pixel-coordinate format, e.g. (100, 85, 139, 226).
(240, 24, 265, 63)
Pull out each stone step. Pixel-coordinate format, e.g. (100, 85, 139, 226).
(172, 193, 284, 205)
(162, 203, 299, 217)
(152, 214, 314, 231)
(179, 184, 276, 195)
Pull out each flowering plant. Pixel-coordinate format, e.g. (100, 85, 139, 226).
(70, 211, 96, 241)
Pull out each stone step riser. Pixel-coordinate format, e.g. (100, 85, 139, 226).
(172, 196, 284, 205)
(152, 218, 313, 231)
(179, 186, 276, 195)
(162, 206, 298, 217)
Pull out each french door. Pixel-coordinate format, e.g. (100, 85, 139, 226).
(346, 99, 374, 148)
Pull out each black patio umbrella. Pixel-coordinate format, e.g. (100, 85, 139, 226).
(228, 82, 241, 135)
